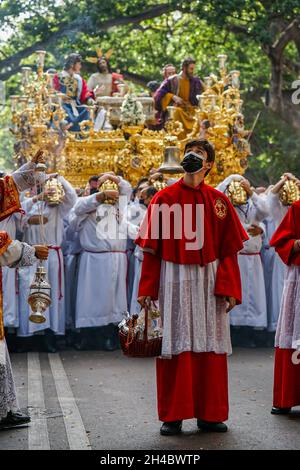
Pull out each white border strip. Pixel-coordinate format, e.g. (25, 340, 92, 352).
(48, 353, 91, 450)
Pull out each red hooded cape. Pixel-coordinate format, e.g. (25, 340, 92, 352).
(135, 178, 248, 302)
(270, 200, 300, 266)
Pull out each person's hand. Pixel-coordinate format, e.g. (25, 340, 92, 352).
(247, 224, 263, 237)
(294, 239, 300, 253)
(96, 190, 119, 203)
(103, 190, 119, 202)
(34, 245, 49, 260)
(95, 84, 105, 96)
(172, 95, 184, 106)
(226, 296, 236, 313)
(240, 179, 253, 197)
(31, 149, 45, 165)
(283, 172, 297, 181)
(137, 296, 152, 308)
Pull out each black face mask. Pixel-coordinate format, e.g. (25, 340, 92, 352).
(139, 198, 147, 206)
(180, 151, 204, 174)
(90, 188, 99, 195)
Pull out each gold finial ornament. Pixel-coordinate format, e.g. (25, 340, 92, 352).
(227, 179, 248, 206)
(279, 180, 300, 206)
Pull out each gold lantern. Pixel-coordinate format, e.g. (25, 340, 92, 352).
(279, 180, 300, 206)
(28, 265, 52, 324)
(44, 177, 65, 206)
(227, 179, 248, 206)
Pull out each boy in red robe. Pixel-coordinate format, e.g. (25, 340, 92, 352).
(270, 200, 300, 415)
(136, 139, 248, 435)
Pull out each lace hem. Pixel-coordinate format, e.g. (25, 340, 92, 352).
(0, 341, 19, 420)
(159, 261, 232, 357)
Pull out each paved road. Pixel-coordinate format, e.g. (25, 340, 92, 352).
(0, 348, 299, 450)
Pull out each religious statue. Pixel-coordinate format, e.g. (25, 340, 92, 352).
(53, 53, 95, 131)
(154, 57, 203, 139)
(87, 48, 127, 98)
(231, 113, 252, 157)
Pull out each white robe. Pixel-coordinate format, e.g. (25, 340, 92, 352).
(72, 178, 132, 328)
(17, 176, 77, 336)
(125, 200, 146, 311)
(62, 214, 82, 330)
(262, 192, 288, 331)
(230, 193, 268, 328)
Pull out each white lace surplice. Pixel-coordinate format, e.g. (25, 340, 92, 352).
(159, 260, 232, 358)
(0, 340, 19, 419)
(275, 265, 300, 350)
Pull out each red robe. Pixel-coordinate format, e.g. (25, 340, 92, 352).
(135, 178, 248, 422)
(0, 175, 20, 341)
(270, 201, 300, 408)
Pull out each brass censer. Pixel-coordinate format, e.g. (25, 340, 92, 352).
(279, 179, 300, 206)
(100, 179, 119, 204)
(28, 265, 52, 323)
(44, 177, 65, 206)
(227, 179, 248, 206)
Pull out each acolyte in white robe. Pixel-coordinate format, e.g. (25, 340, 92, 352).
(262, 192, 288, 332)
(17, 176, 77, 337)
(124, 200, 146, 312)
(72, 178, 132, 328)
(0, 240, 37, 419)
(0, 160, 43, 419)
(62, 213, 82, 330)
(217, 177, 268, 328)
(231, 194, 268, 328)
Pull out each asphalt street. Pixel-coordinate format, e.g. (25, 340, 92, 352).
(0, 348, 299, 450)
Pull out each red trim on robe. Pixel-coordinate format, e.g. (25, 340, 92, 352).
(270, 200, 300, 266)
(273, 348, 300, 408)
(156, 351, 229, 422)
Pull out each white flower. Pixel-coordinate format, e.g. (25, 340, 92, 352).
(120, 93, 146, 125)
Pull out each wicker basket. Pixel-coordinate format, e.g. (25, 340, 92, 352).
(119, 305, 162, 358)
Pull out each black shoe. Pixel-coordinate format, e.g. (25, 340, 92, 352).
(43, 332, 57, 353)
(0, 411, 31, 429)
(271, 406, 291, 415)
(160, 421, 182, 436)
(16, 337, 33, 353)
(197, 419, 228, 432)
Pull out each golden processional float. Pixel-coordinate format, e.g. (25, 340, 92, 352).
(10, 51, 253, 188)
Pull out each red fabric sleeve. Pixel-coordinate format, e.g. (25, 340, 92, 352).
(214, 254, 242, 304)
(53, 74, 60, 92)
(270, 203, 300, 266)
(80, 78, 95, 103)
(138, 251, 161, 300)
